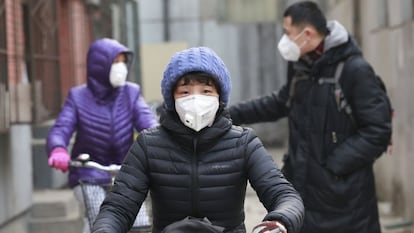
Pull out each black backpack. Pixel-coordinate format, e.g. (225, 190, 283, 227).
(161, 217, 224, 233)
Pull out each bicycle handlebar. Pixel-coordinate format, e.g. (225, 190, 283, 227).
(69, 153, 121, 173)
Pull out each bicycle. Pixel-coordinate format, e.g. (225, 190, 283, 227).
(70, 153, 152, 233)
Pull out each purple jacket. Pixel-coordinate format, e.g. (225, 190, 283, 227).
(47, 38, 158, 187)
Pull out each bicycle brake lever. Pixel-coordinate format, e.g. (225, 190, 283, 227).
(77, 153, 90, 162)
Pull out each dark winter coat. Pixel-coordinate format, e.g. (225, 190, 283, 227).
(47, 38, 158, 187)
(229, 21, 392, 233)
(92, 109, 304, 233)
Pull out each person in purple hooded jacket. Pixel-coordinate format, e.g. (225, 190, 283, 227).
(47, 38, 158, 232)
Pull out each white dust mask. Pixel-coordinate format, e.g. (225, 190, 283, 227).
(109, 62, 128, 87)
(277, 30, 306, 61)
(175, 94, 219, 132)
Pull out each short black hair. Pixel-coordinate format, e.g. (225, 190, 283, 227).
(283, 1, 330, 36)
(173, 71, 220, 95)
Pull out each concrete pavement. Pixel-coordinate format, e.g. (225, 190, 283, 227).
(30, 189, 83, 233)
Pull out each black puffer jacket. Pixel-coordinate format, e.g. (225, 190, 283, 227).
(92, 109, 304, 233)
(229, 22, 392, 233)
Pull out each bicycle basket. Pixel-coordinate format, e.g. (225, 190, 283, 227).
(79, 177, 111, 230)
(78, 177, 152, 232)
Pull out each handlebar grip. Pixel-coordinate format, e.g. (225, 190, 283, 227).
(69, 159, 121, 172)
(68, 160, 84, 167)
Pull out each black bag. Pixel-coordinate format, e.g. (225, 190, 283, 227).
(161, 216, 224, 233)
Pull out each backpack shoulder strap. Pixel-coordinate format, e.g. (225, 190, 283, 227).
(334, 61, 353, 114)
(334, 61, 345, 83)
(319, 57, 357, 125)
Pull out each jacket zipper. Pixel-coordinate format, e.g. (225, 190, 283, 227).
(332, 131, 337, 143)
(191, 137, 199, 216)
(111, 105, 115, 147)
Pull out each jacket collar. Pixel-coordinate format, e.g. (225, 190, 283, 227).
(324, 20, 349, 53)
(159, 108, 232, 153)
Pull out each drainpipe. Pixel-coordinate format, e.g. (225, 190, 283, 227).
(353, 0, 361, 44)
(162, 0, 170, 41)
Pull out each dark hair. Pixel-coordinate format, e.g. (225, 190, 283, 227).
(123, 52, 132, 64)
(174, 71, 221, 95)
(283, 1, 330, 36)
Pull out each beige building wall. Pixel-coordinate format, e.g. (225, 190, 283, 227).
(328, 0, 414, 219)
(140, 42, 188, 103)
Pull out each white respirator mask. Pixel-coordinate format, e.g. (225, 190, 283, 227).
(277, 30, 306, 62)
(175, 94, 219, 132)
(109, 62, 128, 87)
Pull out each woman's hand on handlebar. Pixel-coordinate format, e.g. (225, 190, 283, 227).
(48, 147, 70, 172)
(252, 221, 287, 233)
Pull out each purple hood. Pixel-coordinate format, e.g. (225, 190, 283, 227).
(87, 38, 133, 101)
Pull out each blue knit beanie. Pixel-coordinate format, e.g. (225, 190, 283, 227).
(162, 47, 231, 111)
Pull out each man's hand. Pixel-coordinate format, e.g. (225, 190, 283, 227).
(252, 221, 287, 233)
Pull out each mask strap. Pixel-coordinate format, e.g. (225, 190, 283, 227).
(298, 39, 308, 48)
(294, 29, 308, 48)
(293, 29, 306, 41)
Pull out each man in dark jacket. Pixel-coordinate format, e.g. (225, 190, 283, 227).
(229, 2, 392, 233)
(92, 47, 304, 233)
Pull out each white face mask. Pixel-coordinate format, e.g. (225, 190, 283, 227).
(109, 62, 128, 87)
(175, 94, 219, 132)
(277, 30, 306, 62)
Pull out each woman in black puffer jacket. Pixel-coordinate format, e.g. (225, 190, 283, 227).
(92, 47, 304, 233)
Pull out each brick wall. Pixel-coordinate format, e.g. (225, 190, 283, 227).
(71, 0, 90, 86)
(6, 0, 31, 123)
(58, 0, 91, 103)
(5, 0, 25, 84)
(58, 0, 75, 102)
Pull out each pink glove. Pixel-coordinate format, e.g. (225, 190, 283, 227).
(252, 221, 287, 233)
(48, 147, 70, 172)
